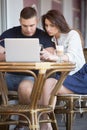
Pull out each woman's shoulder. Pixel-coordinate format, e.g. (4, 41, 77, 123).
(68, 29, 83, 44)
(69, 29, 84, 48)
(68, 29, 80, 36)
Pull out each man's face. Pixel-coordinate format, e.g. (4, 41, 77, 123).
(20, 16, 38, 36)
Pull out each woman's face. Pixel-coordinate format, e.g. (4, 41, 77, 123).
(44, 18, 60, 38)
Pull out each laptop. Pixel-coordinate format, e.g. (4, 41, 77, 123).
(4, 38, 41, 62)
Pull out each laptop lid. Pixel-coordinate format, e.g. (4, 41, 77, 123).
(4, 38, 40, 62)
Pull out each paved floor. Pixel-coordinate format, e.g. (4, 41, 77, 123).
(9, 113, 87, 130)
(57, 113, 87, 130)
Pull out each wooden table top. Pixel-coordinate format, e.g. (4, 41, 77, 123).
(0, 61, 75, 71)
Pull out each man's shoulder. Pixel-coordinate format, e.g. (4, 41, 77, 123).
(35, 28, 54, 48)
(36, 28, 44, 33)
(1, 26, 21, 38)
(5, 26, 21, 32)
(36, 28, 49, 36)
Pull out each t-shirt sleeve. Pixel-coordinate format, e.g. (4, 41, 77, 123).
(39, 32, 54, 48)
(0, 33, 5, 47)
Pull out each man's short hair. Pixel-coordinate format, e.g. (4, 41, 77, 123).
(20, 7, 37, 19)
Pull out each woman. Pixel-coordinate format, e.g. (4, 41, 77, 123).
(40, 9, 85, 95)
(18, 9, 86, 130)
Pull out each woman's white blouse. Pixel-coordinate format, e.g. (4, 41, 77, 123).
(54, 30, 85, 75)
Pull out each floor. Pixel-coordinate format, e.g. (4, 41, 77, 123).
(57, 113, 87, 130)
(9, 113, 87, 130)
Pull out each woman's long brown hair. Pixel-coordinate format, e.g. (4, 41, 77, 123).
(42, 9, 71, 33)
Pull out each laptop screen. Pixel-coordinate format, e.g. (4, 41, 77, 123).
(5, 38, 41, 62)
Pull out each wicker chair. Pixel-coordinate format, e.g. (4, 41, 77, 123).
(0, 73, 18, 130)
(83, 48, 87, 62)
(55, 94, 87, 130)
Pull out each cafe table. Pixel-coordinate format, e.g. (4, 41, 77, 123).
(0, 61, 75, 130)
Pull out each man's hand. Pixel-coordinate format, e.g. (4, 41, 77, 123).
(40, 49, 58, 61)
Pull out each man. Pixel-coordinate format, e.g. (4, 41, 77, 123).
(0, 7, 55, 91)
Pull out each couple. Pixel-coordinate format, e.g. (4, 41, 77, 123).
(0, 6, 86, 130)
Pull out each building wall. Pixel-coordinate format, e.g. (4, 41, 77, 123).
(63, 0, 73, 27)
(0, 0, 75, 30)
(0, 0, 1, 34)
(72, 0, 81, 30)
(52, 0, 63, 11)
(6, 0, 23, 29)
(0, 0, 87, 47)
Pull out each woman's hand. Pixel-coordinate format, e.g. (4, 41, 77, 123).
(40, 49, 58, 61)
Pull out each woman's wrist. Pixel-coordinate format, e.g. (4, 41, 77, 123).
(57, 56, 62, 62)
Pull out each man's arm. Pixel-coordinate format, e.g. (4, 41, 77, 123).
(0, 46, 5, 61)
(45, 47, 55, 54)
(0, 45, 5, 53)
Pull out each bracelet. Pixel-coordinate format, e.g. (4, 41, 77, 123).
(57, 56, 63, 62)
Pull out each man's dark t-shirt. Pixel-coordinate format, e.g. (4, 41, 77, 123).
(0, 26, 54, 75)
(0, 26, 54, 48)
